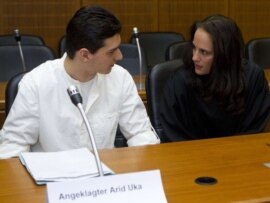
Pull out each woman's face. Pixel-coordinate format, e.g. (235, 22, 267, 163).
(192, 28, 214, 75)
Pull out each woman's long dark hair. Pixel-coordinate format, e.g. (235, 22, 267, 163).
(184, 15, 246, 115)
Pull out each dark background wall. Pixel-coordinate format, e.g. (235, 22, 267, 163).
(0, 0, 269, 56)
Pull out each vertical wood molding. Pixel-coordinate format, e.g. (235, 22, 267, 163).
(229, 0, 270, 43)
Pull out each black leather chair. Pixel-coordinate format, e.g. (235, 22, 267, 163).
(0, 34, 45, 45)
(116, 43, 147, 75)
(0, 45, 55, 81)
(114, 126, 127, 148)
(245, 38, 270, 69)
(165, 41, 190, 61)
(5, 71, 27, 116)
(146, 59, 183, 140)
(131, 32, 185, 68)
(58, 35, 66, 57)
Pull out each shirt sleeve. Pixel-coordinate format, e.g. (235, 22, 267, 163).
(117, 71, 160, 146)
(0, 74, 40, 159)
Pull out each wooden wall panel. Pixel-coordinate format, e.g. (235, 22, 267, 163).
(158, 0, 228, 41)
(229, 0, 270, 43)
(82, 0, 158, 43)
(0, 0, 81, 56)
(0, 1, 270, 58)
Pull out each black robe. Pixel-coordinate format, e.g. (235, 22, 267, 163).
(159, 61, 270, 142)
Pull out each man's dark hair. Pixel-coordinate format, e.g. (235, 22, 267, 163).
(65, 6, 121, 59)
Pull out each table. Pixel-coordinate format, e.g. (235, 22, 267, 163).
(1, 132, 270, 202)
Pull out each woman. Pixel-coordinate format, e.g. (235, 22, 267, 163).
(160, 15, 270, 142)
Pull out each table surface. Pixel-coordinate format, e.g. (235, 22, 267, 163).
(1, 132, 270, 203)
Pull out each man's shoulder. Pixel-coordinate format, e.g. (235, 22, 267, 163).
(111, 64, 129, 74)
(19, 58, 64, 92)
(24, 58, 63, 80)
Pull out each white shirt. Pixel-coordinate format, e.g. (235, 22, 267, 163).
(0, 55, 159, 159)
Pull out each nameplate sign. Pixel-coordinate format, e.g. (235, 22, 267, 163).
(46, 169, 167, 203)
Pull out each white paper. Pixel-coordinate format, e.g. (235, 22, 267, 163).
(47, 169, 167, 203)
(19, 148, 114, 185)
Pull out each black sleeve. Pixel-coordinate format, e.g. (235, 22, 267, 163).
(238, 63, 270, 133)
(159, 70, 194, 142)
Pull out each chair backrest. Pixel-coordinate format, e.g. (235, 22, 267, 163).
(0, 34, 45, 45)
(245, 38, 270, 69)
(146, 59, 183, 139)
(165, 41, 190, 61)
(5, 71, 27, 116)
(131, 32, 185, 68)
(0, 45, 55, 81)
(114, 126, 127, 148)
(59, 35, 66, 57)
(116, 43, 147, 75)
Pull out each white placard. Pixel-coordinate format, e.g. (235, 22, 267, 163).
(47, 169, 167, 203)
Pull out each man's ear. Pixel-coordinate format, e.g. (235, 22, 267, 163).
(78, 48, 93, 62)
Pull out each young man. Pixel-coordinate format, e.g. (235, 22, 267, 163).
(0, 6, 159, 159)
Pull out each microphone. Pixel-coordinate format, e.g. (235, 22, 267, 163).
(133, 27, 139, 38)
(67, 85, 104, 177)
(14, 29, 27, 72)
(14, 29, 21, 42)
(133, 27, 143, 90)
